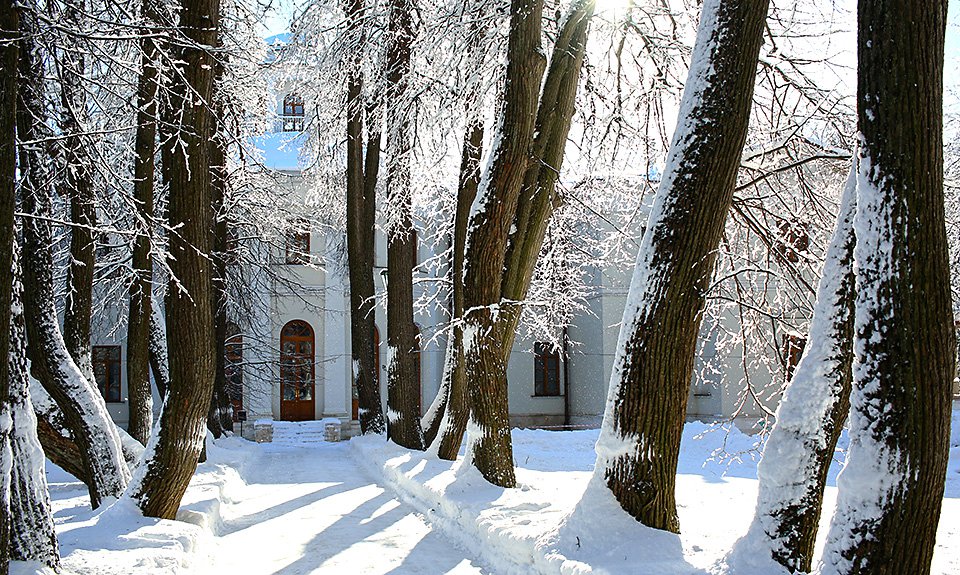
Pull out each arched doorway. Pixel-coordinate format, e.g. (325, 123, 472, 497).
(280, 320, 315, 421)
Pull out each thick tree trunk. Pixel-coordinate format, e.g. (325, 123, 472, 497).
(0, 1, 17, 570)
(17, 6, 129, 510)
(8, 253, 60, 570)
(383, 0, 423, 451)
(594, 0, 768, 532)
(734, 165, 856, 573)
(819, 2, 954, 573)
(130, 0, 219, 520)
(423, 120, 482, 458)
(208, 110, 232, 439)
(344, 0, 385, 434)
(127, 0, 162, 446)
(56, 0, 97, 384)
(460, 0, 546, 488)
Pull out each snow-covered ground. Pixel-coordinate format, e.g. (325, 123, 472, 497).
(29, 404, 960, 575)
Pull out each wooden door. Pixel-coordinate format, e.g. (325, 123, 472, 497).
(280, 320, 315, 421)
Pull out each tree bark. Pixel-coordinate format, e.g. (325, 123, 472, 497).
(56, 0, 97, 384)
(17, 5, 130, 510)
(8, 251, 60, 570)
(130, 0, 220, 520)
(127, 0, 162, 446)
(0, 1, 17, 570)
(344, 0, 385, 434)
(460, 0, 546, 488)
(383, 0, 424, 451)
(148, 298, 170, 398)
(736, 165, 856, 573)
(594, 0, 768, 532)
(208, 92, 232, 439)
(819, 1, 954, 573)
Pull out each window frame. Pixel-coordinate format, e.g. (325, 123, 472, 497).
(92, 345, 123, 403)
(533, 342, 562, 397)
(281, 94, 305, 132)
(284, 228, 310, 265)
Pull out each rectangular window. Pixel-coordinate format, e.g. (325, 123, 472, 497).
(285, 230, 310, 264)
(534, 342, 561, 396)
(92, 345, 122, 403)
(282, 95, 305, 132)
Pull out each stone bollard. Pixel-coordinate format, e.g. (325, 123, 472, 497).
(322, 418, 342, 442)
(254, 420, 274, 443)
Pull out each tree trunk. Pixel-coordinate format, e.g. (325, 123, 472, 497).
(17, 5, 130, 510)
(383, 0, 423, 451)
(127, 0, 162, 446)
(56, 0, 97, 384)
(460, 0, 546, 488)
(736, 165, 856, 573)
(208, 104, 232, 439)
(8, 251, 60, 570)
(344, 0, 385, 434)
(423, 120, 482, 458)
(594, 0, 768, 532)
(130, 0, 219, 520)
(819, 1, 954, 573)
(0, 1, 17, 570)
(149, 298, 170, 398)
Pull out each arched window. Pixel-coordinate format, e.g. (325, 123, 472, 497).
(534, 342, 561, 397)
(225, 324, 243, 421)
(282, 94, 304, 132)
(280, 320, 315, 421)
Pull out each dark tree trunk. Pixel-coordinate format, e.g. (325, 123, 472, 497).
(739, 166, 856, 573)
(595, 0, 768, 532)
(130, 0, 219, 520)
(8, 252, 60, 570)
(127, 0, 162, 446)
(17, 6, 129, 510)
(423, 120, 482, 458)
(344, 0, 385, 434)
(820, 1, 954, 573)
(383, 0, 423, 451)
(56, 0, 97, 384)
(0, 0, 17, 570)
(460, 0, 546, 488)
(208, 102, 232, 439)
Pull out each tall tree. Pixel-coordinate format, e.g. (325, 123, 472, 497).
(127, 0, 163, 446)
(733, 165, 857, 573)
(17, 4, 129, 510)
(130, 0, 220, 519)
(460, 0, 546, 487)
(593, 0, 768, 532)
(343, 0, 385, 434)
(0, 1, 18, 570)
(819, 1, 954, 573)
(384, 0, 424, 450)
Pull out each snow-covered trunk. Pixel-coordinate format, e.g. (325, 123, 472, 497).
(148, 297, 170, 399)
(344, 0, 385, 435)
(384, 0, 424, 451)
(17, 5, 129, 510)
(56, 0, 97, 385)
(819, 2, 954, 573)
(495, 0, 595, 357)
(130, 0, 219, 520)
(0, 1, 16, 570)
(126, 0, 161, 446)
(461, 0, 546, 488)
(591, 0, 768, 533)
(8, 249, 59, 569)
(730, 165, 857, 573)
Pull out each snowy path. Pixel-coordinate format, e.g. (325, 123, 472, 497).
(207, 441, 488, 575)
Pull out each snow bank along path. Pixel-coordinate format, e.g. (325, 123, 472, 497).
(42, 436, 487, 575)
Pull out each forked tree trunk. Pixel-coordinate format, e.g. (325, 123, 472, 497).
(344, 0, 385, 434)
(17, 6, 130, 510)
(127, 0, 162, 446)
(130, 0, 219, 520)
(819, 1, 954, 573)
(594, 0, 768, 532)
(422, 120, 482, 458)
(56, 0, 97, 384)
(8, 252, 60, 570)
(0, 1, 17, 570)
(384, 0, 424, 451)
(460, 0, 546, 488)
(734, 165, 856, 573)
